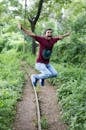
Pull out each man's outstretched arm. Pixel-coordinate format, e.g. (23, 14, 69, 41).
(55, 32, 71, 40)
(18, 24, 36, 37)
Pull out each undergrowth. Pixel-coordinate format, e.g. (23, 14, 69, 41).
(0, 50, 24, 130)
(49, 63, 86, 130)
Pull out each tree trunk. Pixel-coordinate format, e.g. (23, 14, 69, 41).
(28, 0, 44, 55)
(31, 22, 36, 54)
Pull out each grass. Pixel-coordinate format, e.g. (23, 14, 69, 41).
(41, 115, 48, 129)
(0, 51, 24, 130)
(49, 63, 86, 130)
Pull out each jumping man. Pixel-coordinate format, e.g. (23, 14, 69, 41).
(18, 24, 70, 87)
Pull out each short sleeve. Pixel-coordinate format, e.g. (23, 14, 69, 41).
(52, 37, 61, 43)
(32, 35, 44, 43)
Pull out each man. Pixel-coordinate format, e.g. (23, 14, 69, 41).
(18, 24, 70, 87)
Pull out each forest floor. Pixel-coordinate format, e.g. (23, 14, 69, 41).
(13, 62, 68, 130)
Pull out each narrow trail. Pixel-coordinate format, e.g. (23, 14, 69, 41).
(13, 62, 68, 130)
(39, 85, 67, 130)
(13, 70, 37, 130)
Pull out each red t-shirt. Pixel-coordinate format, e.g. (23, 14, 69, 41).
(33, 36, 61, 64)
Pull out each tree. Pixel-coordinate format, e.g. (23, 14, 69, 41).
(28, 0, 44, 54)
(27, 0, 71, 54)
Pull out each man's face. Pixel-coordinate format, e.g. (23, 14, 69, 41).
(45, 30, 52, 39)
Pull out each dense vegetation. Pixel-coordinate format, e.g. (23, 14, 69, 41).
(0, 0, 86, 130)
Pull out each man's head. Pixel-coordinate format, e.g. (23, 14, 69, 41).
(44, 28, 53, 39)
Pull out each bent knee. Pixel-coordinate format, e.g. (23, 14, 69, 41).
(52, 72, 59, 77)
(44, 72, 52, 78)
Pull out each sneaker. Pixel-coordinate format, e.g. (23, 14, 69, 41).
(39, 79, 45, 86)
(31, 75, 38, 87)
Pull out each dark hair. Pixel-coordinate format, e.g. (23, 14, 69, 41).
(44, 28, 53, 34)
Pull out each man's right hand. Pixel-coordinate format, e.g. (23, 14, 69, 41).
(17, 23, 36, 37)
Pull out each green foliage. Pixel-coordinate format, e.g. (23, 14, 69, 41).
(52, 41, 86, 68)
(55, 0, 72, 4)
(49, 63, 86, 130)
(0, 51, 24, 130)
(41, 116, 48, 129)
(0, 31, 28, 53)
(0, 0, 86, 130)
(72, 12, 86, 34)
(21, 51, 36, 67)
(51, 11, 86, 68)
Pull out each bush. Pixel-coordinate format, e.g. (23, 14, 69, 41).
(0, 51, 24, 130)
(49, 63, 86, 130)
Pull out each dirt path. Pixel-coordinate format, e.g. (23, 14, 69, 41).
(13, 71, 37, 130)
(39, 84, 67, 130)
(13, 63, 68, 130)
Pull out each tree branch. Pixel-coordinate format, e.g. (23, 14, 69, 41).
(34, 0, 44, 24)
